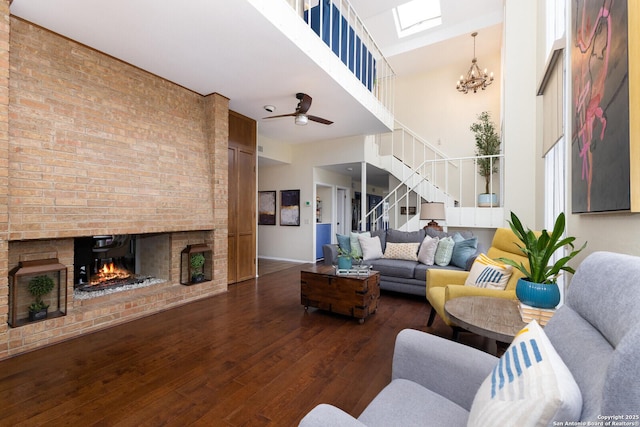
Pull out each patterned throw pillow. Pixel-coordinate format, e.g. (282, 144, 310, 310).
(434, 236, 455, 266)
(468, 320, 582, 427)
(417, 235, 439, 265)
(464, 253, 513, 290)
(382, 242, 420, 261)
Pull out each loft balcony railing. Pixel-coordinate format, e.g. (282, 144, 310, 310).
(287, 0, 395, 116)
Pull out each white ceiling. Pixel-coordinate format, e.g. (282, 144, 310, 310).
(9, 0, 503, 148)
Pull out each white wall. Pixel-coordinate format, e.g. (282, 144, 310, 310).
(502, 0, 540, 228)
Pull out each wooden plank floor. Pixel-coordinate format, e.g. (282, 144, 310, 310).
(0, 263, 492, 426)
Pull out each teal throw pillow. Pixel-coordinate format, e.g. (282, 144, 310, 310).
(336, 234, 351, 254)
(450, 235, 478, 269)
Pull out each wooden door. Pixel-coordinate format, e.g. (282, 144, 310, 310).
(228, 111, 256, 284)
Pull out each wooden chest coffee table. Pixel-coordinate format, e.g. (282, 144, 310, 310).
(301, 264, 380, 323)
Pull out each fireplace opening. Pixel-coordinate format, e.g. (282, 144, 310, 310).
(74, 234, 168, 299)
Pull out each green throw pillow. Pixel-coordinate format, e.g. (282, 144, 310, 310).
(434, 237, 455, 266)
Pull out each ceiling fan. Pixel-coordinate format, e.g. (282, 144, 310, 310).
(263, 93, 333, 126)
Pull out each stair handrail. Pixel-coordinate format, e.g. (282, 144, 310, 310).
(393, 120, 453, 163)
(359, 156, 448, 230)
(361, 153, 503, 231)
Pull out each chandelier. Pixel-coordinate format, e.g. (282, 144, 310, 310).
(456, 32, 494, 94)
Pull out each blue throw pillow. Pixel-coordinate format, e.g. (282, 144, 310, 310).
(336, 234, 351, 254)
(450, 234, 478, 269)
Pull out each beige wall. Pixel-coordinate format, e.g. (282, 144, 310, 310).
(394, 51, 502, 159)
(258, 136, 365, 262)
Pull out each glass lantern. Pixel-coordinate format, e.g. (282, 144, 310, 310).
(180, 244, 212, 285)
(8, 258, 67, 327)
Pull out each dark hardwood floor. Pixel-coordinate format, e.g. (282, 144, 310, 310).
(0, 263, 492, 426)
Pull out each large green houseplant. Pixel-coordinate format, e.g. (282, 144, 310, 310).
(470, 111, 501, 206)
(499, 211, 587, 308)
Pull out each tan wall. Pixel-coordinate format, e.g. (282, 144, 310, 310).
(9, 17, 215, 240)
(0, 12, 229, 360)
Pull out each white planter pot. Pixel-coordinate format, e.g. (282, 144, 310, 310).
(478, 193, 498, 207)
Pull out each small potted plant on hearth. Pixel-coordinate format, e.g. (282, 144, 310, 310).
(498, 211, 587, 309)
(190, 253, 206, 283)
(470, 111, 501, 207)
(27, 274, 55, 321)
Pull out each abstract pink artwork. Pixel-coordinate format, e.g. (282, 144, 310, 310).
(571, 0, 629, 213)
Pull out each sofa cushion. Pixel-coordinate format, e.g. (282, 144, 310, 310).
(465, 254, 512, 290)
(358, 379, 470, 427)
(450, 234, 478, 269)
(370, 259, 417, 279)
(417, 235, 439, 265)
(468, 320, 582, 427)
(427, 228, 473, 240)
(414, 262, 464, 282)
(386, 228, 425, 244)
(434, 237, 455, 266)
(383, 242, 420, 261)
(359, 235, 383, 261)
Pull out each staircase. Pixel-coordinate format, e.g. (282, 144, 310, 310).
(361, 121, 504, 230)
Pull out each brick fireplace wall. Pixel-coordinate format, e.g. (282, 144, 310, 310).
(0, 8, 231, 359)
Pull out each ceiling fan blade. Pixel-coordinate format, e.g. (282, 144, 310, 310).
(263, 113, 297, 119)
(296, 93, 312, 114)
(307, 115, 333, 125)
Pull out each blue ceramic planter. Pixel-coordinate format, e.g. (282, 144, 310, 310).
(337, 256, 352, 270)
(516, 278, 561, 309)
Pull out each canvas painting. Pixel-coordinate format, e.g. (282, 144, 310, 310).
(571, 0, 629, 213)
(280, 190, 300, 226)
(258, 191, 276, 225)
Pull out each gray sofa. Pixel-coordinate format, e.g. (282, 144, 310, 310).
(322, 229, 478, 297)
(300, 251, 640, 426)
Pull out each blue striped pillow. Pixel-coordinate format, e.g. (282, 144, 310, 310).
(464, 253, 512, 290)
(468, 320, 583, 426)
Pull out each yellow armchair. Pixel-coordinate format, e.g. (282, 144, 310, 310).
(426, 227, 530, 328)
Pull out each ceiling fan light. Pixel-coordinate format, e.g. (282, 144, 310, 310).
(295, 114, 308, 126)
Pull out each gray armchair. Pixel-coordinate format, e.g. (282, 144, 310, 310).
(299, 251, 640, 426)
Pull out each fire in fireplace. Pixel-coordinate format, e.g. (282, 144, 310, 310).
(73, 234, 167, 295)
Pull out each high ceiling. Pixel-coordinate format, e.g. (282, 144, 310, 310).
(9, 0, 503, 147)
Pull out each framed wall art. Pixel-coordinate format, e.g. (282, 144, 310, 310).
(258, 191, 276, 225)
(280, 190, 300, 226)
(571, 0, 640, 213)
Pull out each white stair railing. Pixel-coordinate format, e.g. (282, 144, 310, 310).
(362, 120, 505, 230)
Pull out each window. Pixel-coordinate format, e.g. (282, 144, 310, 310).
(393, 0, 442, 38)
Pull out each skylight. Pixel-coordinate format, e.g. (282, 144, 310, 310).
(393, 0, 442, 38)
